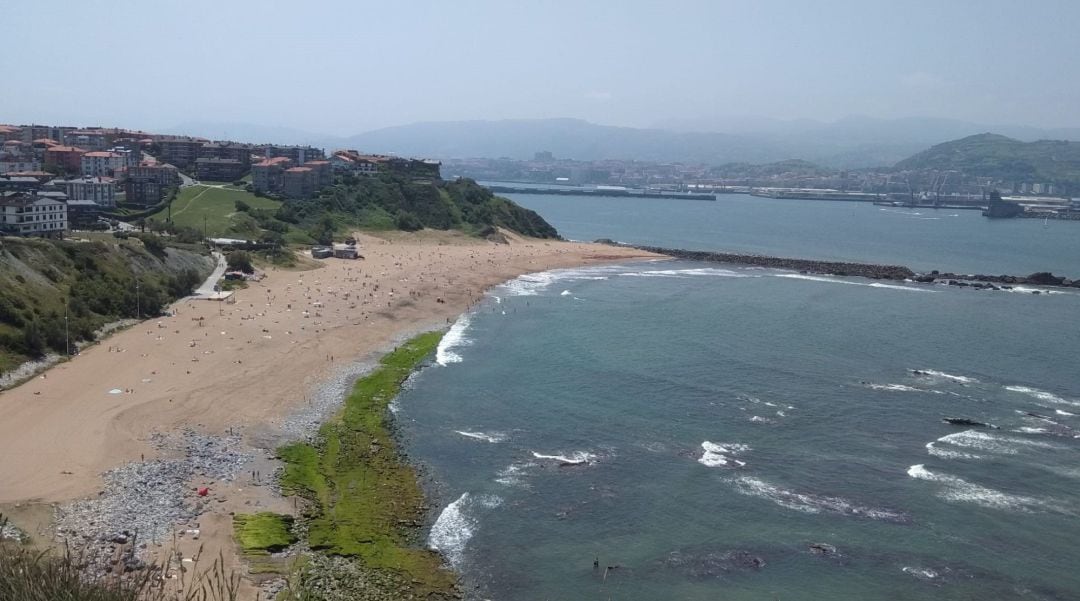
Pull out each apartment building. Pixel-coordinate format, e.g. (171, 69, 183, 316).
(125, 163, 179, 206)
(60, 176, 117, 207)
(81, 151, 125, 177)
(283, 167, 317, 198)
(0, 192, 68, 237)
(251, 157, 292, 193)
(44, 145, 87, 173)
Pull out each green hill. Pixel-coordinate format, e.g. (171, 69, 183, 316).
(894, 133, 1080, 185)
(0, 237, 211, 374)
(280, 174, 559, 242)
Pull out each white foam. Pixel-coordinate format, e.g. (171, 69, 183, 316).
(749, 415, 772, 423)
(621, 267, 755, 279)
(560, 290, 572, 296)
(436, 314, 472, 366)
(494, 461, 535, 487)
(427, 493, 502, 568)
(1056, 409, 1075, 417)
(774, 273, 933, 292)
(729, 476, 905, 521)
(531, 450, 596, 465)
(913, 369, 978, 384)
(907, 464, 1047, 511)
(866, 383, 922, 392)
(455, 430, 506, 443)
(935, 429, 1059, 455)
(1005, 385, 1080, 407)
(698, 441, 749, 468)
(925, 441, 981, 460)
(902, 566, 939, 580)
(1015, 427, 1048, 434)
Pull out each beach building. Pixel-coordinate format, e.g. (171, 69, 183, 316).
(252, 156, 292, 194)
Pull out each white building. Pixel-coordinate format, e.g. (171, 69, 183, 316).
(81, 151, 125, 177)
(0, 193, 68, 237)
(61, 176, 116, 207)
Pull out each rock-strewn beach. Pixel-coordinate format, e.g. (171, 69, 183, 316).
(0, 230, 658, 598)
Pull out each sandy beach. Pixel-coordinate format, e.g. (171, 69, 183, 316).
(0, 230, 658, 594)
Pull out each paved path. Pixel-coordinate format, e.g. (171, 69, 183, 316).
(192, 251, 232, 300)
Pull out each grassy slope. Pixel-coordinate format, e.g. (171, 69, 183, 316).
(150, 185, 283, 238)
(277, 332, 456, 596)
(0, 238, 209, 370)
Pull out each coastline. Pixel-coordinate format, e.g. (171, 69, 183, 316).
(0, 229, 660, 598)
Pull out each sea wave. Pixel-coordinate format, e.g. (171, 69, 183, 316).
(912, 369, 979, 384)
(774, 273, 933, 292)
(866, 383, 923, 392)
(531, 450, 597, 465)
(455, 430, 507, 443)
(698, 441, 749, 467)
(935, 429, 1059, 455)
(428, 492, 503, 568)
(729, 476, 907, 522)
(1005, 385, 1080, 407)
(499, 266, 623, 297)
(494, 461, 536, 487)
(925, 441, 981, 460)
(907, 464, 1051, 512)
(436, 314, 472, 366)
(621, 267, 756, 279)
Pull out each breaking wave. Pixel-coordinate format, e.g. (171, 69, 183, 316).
(455, 430, 506, 443)
(436, 315, 472, 366)
(934, 429, 1059, 456)
(912, 369, 979, 384)
(1005, 386, 1080, 407)
(531, 450, 597, 465)
(907, 464, 1053, 512)
(866, 383, 922, 392)
(620, 267, 756, 279)
(773, 273, 933, 292)
(729, 476, 907, 522)
(698, 441, 749, 467)
(428, 492, 503, 568)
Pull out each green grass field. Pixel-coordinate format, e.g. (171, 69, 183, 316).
(150, 185, 282, 238)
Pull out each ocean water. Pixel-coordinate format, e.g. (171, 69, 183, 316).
(503, 191, 1080, 276)
(394, 195, 1080, 600)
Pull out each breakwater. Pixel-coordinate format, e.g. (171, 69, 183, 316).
(488, 185, 716, 201)
(601, 241, 1080, 290)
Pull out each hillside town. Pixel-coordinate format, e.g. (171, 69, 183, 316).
(0, 123, 441, 238)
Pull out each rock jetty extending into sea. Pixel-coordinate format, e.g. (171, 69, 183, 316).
(597, 240, 1080, 290)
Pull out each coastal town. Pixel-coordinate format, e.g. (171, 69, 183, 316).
(0, 123, 441, 238)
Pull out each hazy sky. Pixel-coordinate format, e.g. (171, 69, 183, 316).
(3, 0, 1078, 134)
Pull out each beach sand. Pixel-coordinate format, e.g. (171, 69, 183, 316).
(0, 230, 657, 595)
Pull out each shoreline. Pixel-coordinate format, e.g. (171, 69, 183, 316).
(0, 229, 660, 599)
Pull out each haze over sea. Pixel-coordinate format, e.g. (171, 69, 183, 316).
(397, 192, 1080, 600)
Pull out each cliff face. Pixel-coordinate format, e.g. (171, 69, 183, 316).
(0, 237, 211, 371)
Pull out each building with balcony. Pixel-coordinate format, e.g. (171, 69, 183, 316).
(0, 192, 68, 238)
(283, 167, 317, 199)
(60, 176, 117, 207)
(81, 151, 125, 177)
(252, 157, 292, 194)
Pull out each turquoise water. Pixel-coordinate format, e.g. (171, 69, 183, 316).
(394, 196, 1080, 600)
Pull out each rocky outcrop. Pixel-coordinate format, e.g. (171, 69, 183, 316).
(606, 243, 915, 280)
(597, 241, 1080, 290)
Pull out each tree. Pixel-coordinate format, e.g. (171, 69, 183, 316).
(227, 251, 255, 274)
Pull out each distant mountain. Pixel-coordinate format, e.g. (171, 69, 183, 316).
(340, 118, 795, 165)
(894, 133, 1080, 185)
(161, 116, 1080, 170)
